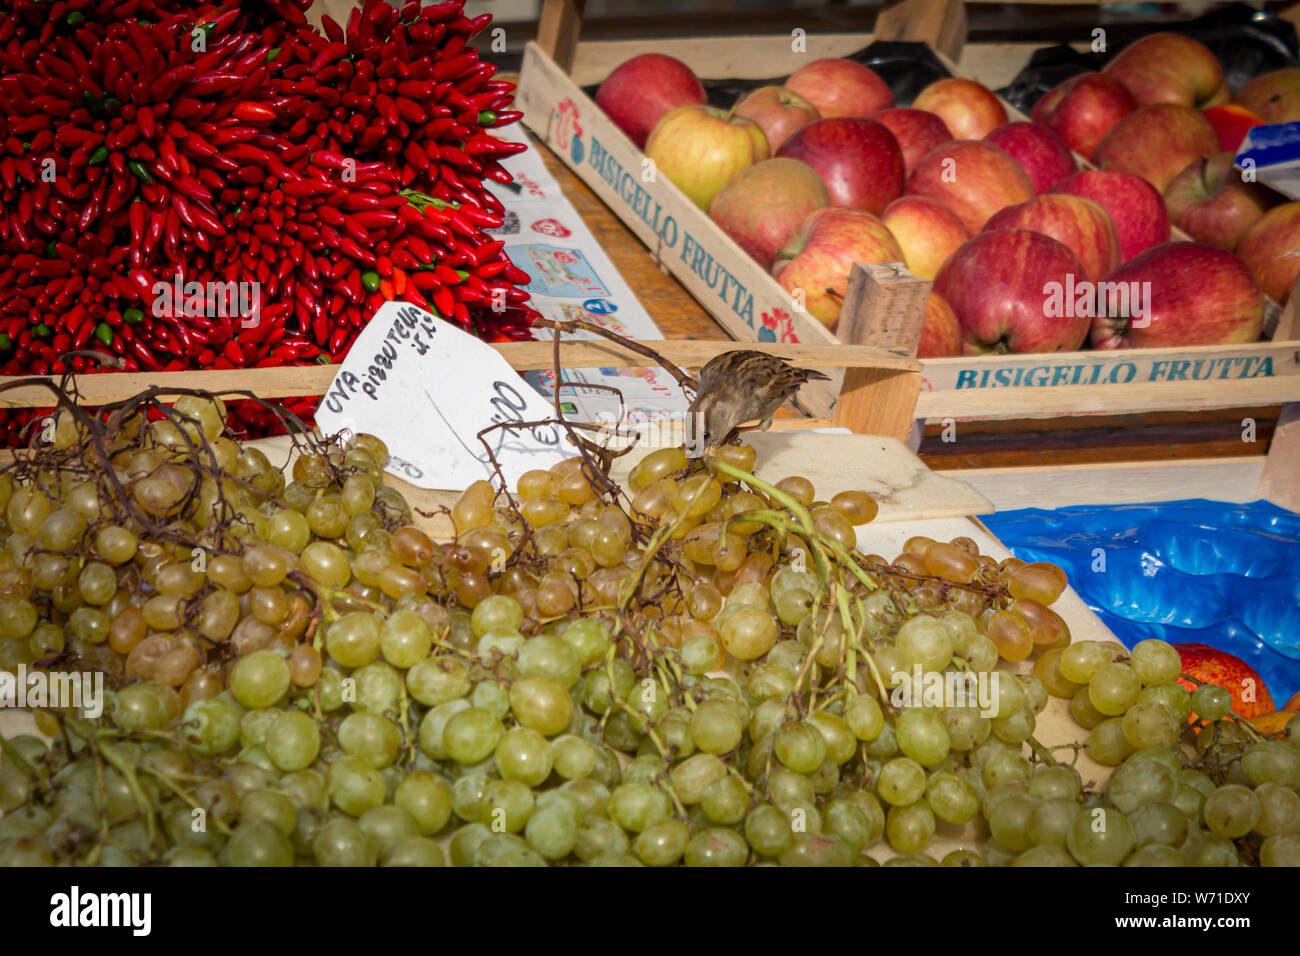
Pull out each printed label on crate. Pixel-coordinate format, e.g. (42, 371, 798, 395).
(315, 302, 568, 490)
(922, 345, 1299, 393)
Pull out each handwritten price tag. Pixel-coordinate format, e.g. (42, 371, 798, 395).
(315, 301, 568, 490)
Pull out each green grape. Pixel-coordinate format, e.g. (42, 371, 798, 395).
(1058, 641, 1115, 684)
(1203, 784, 1261, 838)
(313, 819, 380, 867)
(1252, 782, 1300, 837)
(895, 708, 950, 766)
(941, 849, 985, 867)
(1260, 834, 1300, 867)
(778, 833, 855, 867)
(1028, 798, 1081, 848)
(223, 819, 294, 867)
(394, 772, 452, 836)
(1066, 807, 1134, 865)
(982, 750, 1031, 788)
(690, 699, 745, 756)
(1190, 684, 1232, 722)
(449, 822, 492, 867)
(383, 837, 446, 867)
(991, 707, 1035, 746)
(1241, 741, 1300, 787)
(379, 610, 433, 669)
(509, 676, 573, 736)
(680, 635, 719, 676)
(844, 694, 884, 742)
(608, 782, 672, 833)
(822, 800, 871, 853)
(926, 771, 979, 824)
(523, 804, 580, 860)
(886, 802, 936, 854)
(634, 819, 690, 866)
(495, 727, 553, 787)
(877, 757, 927, 806)
(551, 735, 598, 781)
(560, 618, 612, 666)
(1128, 639, 1182, 685)
(684, 828, 749, 867)
(110, 681, 176, 731)
(265, 711, 321, 772)
(863, 721, 898, 760)
(471, 595, 524, 636)
(1108, 758, 1177, 814)
(1129, 802, 1188, 848)
(671, 753, 727, 805)
(407, 657, 471, 707)
(1124, 845, 1187, 867)
(442, 707, 504, 764)
(745, 803, 794, 857)
(700, 775, 747, 825)
(325, 612, 382, 669)
(1088, 662, 1141, 716)
(988, 793, 1038, 852)
(1086, 717, 1135, 766)
(327, 755, 387, 817)
(942, 707, 989, 751)
(1013, 846, 1077, 867)
(1194, 832, 1242, 867)
(517, 635, 582, 689)
(1028, 765, 1081, 802)
(1138, 681, 1192, 723)
(338, 712, 401, 769)
(575, 816, 629, 862)
(182, 696, 242, 756)
(481, 779, 534, 834)
(774, 721, 827, 774)
(1122, 700, 1180, 750)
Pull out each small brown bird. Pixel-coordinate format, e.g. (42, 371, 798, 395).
(688, 349, 830, 451)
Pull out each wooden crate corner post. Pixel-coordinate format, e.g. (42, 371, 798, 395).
(537, 0, 586, 73)
(874, 0, 969, 64)
(830, 262, 929, 440)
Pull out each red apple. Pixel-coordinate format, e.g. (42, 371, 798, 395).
(772, 207, 905, 327)
(882, 195, 971, 280)
(595, 53, 707, 149)
(934, 229, 1089, 354)
(784, 59, 893, 119)
(1163, 152, 1274, 252)
(1091, 104, 1219, 192)
(1236, 201, 1300, 304)
(1050, 170, 1170, 262)
(732, 85, 821, 153)
(918, 292, 962, 358)
(983, 121, 1076, 194)
(708, 158, 830, 270)
(870, 107, 953, 175)
(1031, 73, 1136, 158)
(1202, 104, 1265, 154)
(776, 118, 905, 216)
(985, 194, 1120, 283)
(1233, 67, 1300, 125)
(912, 78, 1008, 140)
(1175, 643, 1276, 720)
(905, 140, 1035, 233)
(645, 105, 769, 210)
(1103, 33, 1226, 108)
(1090, 242, 1263, 349)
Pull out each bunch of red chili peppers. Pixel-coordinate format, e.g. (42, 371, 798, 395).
(0, 0, 538, 440)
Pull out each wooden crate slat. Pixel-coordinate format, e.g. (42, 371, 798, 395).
(0, 340, 918, 410)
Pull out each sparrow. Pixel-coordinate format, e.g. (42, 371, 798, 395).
(687, 349, 830, 451)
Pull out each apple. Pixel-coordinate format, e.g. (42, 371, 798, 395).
(1163, 152, 1273, 252)
(934, 228, 1089, 354)
(1201, 104, 1265, 154)
(1233, 67, 1300, 125)
(594, 53, 707, 149)
(771, 207, 905, 327)
(708, 158, 830, 270)
(644, 105, 769, 210)
(1236, 201, 1300, 304)
(984, 121, 1076, 193)
(912, 77, 1007, 140)
(870, 107, 953, 175)
(1030, 72, 1136, 158)
(1090, 241, 1263, 349)
(985, 194, 1120, 283)
(882, 195, 970, 280)
(1050, 170, 1170, 262)
(732, 85, 821, 153)
(776, 118, 905, 216)
(905, 140, 1035, 233)
(1091, 104, 1219, 192)
(1102, 33, 1226, 108)
(917, 292, 962, 358)
(783, 58, 893, 119)
(1175, 643, 1276, 720)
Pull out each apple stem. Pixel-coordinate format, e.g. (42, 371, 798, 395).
(724, 103, 738, 122)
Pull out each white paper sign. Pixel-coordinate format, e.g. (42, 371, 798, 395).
(315, 301, 569, 490)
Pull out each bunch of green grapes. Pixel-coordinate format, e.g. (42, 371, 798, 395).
(2, 390, 1296, 867)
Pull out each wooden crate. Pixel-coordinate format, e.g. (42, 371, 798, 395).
(522, 0, 1300, 509)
